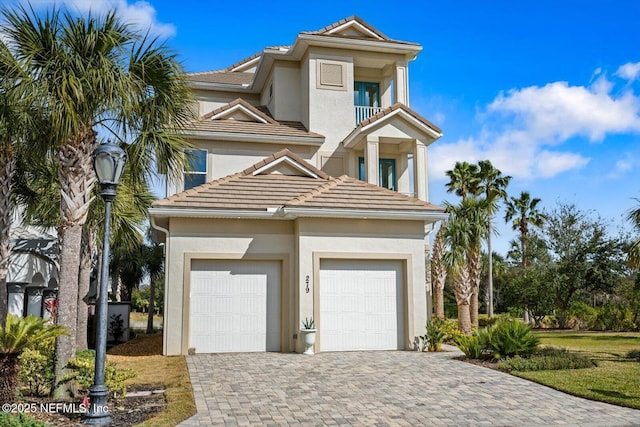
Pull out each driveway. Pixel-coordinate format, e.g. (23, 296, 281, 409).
(179, 348, 640, 426)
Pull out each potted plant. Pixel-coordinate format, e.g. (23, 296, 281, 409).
(300, 317, 316, 355)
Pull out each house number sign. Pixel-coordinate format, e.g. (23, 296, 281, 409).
(305, 275, 310, 293)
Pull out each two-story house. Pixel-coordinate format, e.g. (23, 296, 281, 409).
(150, 16, 446, 356)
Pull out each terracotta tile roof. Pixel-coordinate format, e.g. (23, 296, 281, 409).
(301, 16, 418, 46)
(152, 150, 443, 215)
(355, 103, 442, 134)
(303, 15, 389, 39)
(186, 71, 254, 85)
(183, 118, 324, 139)
(184, 99, 324, 140)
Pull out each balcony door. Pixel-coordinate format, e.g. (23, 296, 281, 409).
(354, 81, 380, 107)
(358, 157, 396, 191)
(354, 82, 381, 124)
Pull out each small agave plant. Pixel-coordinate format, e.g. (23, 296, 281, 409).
(301, 317, 315, 330)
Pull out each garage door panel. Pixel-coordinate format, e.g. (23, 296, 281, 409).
(190, 260, 280, 353)
(320, 259, 404, 352)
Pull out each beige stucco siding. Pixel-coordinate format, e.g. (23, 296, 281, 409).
(163, 218, 295, 355)
(273, 62, 301, 122)
(295, 218, 428, 352)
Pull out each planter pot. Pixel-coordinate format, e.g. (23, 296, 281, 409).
(300, 329, 317, 355)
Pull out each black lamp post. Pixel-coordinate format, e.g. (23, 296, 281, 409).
(84, 141, 126, 426)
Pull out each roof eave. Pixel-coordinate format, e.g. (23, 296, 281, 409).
(187, 80, 255, 92)
(149, 207, 284, 219)
(293, 34, 422, 59)
(343, 110, 443, 148)
(182, 130, 325, 145)
(282, 207, 447, 221)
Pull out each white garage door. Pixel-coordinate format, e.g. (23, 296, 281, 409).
(320, 259, 404, 351)
(190, 260, 280, 353)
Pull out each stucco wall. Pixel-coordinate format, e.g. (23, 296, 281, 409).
(164, 218, 296, 355)
(295, 218, 429, 352)
(273, 62, 301, 122)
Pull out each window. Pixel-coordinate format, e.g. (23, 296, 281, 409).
(183, 149, 207, 190)
(358, 157, 396, 191)
(354, 81, 380, 107)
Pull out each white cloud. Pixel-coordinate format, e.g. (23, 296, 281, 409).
(616, 62, 640, 81)
(25, 0, 175, 38)
(429, 69, 640, 181)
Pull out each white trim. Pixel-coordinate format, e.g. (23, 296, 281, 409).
(252, 156, 319, 178)
(207, 104, 269, 123)
(282, 207, 447, 221)
(326, 20, 384, 40)
(183, 130, 324, 145)
(229, 56, 261, 72)
(149, 207, 283, 219)
(343, 109, 442, 148)
(149, 206, 447, 222)
(296, 35, 422, 56)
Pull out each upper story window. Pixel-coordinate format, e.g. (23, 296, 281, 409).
(184, 149, 207, 190)
(358, 157, 397, 191)
(354, 81, 381, 124)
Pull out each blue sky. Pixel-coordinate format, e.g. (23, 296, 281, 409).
(8, 0, 640, 255)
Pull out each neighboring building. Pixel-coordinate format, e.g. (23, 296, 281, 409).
(150, 16, 446, 355)
(6, 225, 58, 320)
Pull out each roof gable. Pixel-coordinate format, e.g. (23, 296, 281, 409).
(305, 16, 389, 41)
(202, 98, 277, 124)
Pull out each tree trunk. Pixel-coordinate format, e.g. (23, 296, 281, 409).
(430, 223, 447, 319)
(54, 224, 82, 398)
(53, 135, 96, 398)
(487, 222, 494, 318)
(76, 227, 96, 350)
(0, 147, 15, 326)
(457, 303, 472, 335)
(467, 250, 481, 328)
(146, 279, 156, 334)
(0, 353, 20, 404)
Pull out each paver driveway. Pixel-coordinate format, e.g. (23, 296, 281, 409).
(179, 348, 640, 426)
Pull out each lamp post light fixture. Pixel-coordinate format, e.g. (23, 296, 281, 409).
(84, 140, 126, 426)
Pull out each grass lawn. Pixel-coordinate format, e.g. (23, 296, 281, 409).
(108, 334, 195, 426)
(129, 311, 164, 324)
(518, 331, 640, 409)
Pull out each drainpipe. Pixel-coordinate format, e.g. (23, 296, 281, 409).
(150, 216, 169, 356)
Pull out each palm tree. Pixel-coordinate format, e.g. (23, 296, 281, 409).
(13, 153, 155, 349)
(626, 198, 640, 268)
(504, 191, 546, 323)
(445, 161, 480, 200)
(0, 40, 42, 325)
(504, 191, 546, 269)
(443, 211, 473, 334)
(143, 239, 164, 334)
(0, 315, 66, 404)
(1, 6, 193, 395)
(454, 197, 489, 327)
(476, 160, 511, 317)
(430, 221, 447, 318)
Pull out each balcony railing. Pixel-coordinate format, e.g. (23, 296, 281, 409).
(355, 106, 383, 125)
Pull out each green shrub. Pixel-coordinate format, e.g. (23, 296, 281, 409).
(627, 349, 640, 361)
(592, 304, 636, 332)
(455, 334, 484, 359)
(566, 301, 597, 330)
(441, 318, 464, 344)
(487, 319, 539, 359)
(18, 339, 55, 396)
(425, 317, 447, 351)
(498, 347, 595, 372)
(0, 413, 45, 427)
(65, 350, 136, 397)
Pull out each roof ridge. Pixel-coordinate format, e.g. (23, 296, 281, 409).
(286, 175, 345, 205)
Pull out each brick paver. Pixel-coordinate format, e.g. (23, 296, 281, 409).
(179, 347, 640, 426)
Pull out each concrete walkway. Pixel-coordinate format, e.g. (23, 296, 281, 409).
(179, 348, 640, 426)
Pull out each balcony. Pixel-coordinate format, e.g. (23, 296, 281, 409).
(355, 106, 383, 125)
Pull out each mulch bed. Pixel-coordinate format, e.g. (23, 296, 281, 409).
(22, 384, 166, 426)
